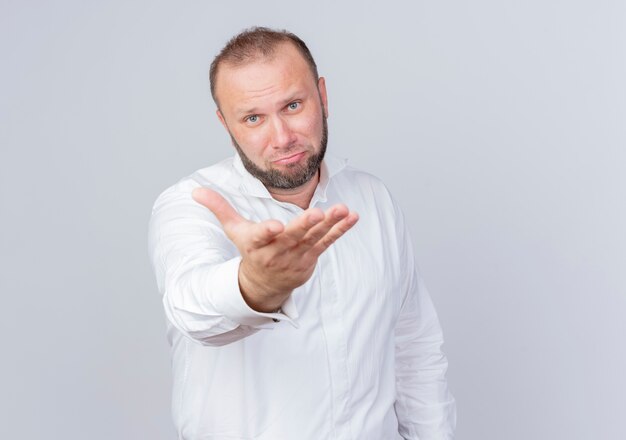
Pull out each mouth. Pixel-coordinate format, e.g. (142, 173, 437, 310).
(271, 151, 307, 166)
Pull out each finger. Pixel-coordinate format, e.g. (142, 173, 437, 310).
(298, 204, 350, 248)
(309, 211, 359, 255)
(192, 187, 244, 230)
(247, 220, 285, 249)
(277, 207, 325, 246)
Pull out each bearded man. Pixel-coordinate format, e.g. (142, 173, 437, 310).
(148, 27, 456, 440)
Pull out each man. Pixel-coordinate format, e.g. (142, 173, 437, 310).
(148, 27, 456, 439)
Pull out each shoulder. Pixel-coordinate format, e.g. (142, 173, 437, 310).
(329, 162, 411, 234)
(332, 163, 396, 205)
(166, 156, 236, 194)
(148, 157, 238, 249)
(342, 164, 387, 187)
(151, 156, 238, 209)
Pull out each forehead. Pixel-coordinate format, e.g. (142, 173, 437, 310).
(215, 43, 316, 110)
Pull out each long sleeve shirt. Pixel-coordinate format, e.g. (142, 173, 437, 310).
(148, 153, 456, 440)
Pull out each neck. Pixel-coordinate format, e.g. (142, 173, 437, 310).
(267, 170, 320, 209)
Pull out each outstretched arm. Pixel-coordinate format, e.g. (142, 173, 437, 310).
(148, 184, 358, 346)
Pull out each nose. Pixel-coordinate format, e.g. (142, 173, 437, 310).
(269, 116, 297, 150)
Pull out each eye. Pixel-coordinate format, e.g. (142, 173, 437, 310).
(245, 115, 260, 125)
(287, 102, 300, 111)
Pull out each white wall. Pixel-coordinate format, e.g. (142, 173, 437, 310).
(2, 1, 624, 438)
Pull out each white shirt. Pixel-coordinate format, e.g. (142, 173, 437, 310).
(148, 153, 456, 440)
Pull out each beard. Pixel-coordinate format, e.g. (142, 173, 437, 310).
(231, 116, 328, 190)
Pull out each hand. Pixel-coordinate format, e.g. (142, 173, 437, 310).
(192, 187, 359, 312)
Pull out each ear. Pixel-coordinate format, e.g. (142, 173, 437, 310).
(317, 77, 329, 118)
(216, 109, 238, 149)
(216, 109, 228, 130)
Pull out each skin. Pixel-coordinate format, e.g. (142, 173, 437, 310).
(192, 42, 359, 313)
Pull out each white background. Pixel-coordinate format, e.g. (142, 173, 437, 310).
(2, 1, 625, 439)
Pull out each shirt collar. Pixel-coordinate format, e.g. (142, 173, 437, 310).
(231, 152, 347, 205)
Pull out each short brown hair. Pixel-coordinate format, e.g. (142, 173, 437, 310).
(209, 27, 319, 107)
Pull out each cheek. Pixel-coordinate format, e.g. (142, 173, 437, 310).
(235, 130, 269, 156)
(292, 114, 323, 140)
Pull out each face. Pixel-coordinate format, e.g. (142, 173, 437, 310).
(214, 43, 329, 190)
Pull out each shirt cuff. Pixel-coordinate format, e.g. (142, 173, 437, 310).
(210, 256, 300, 329)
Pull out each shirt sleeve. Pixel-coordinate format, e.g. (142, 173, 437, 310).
(392, 200, 457, 439)
(147, 183, 299, 347)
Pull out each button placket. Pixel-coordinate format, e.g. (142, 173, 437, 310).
(317, 251, 354, 439)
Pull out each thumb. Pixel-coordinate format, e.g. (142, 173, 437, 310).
(192, 187, 244, 231)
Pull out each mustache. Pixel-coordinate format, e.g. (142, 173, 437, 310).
(228, 134, 307, 162)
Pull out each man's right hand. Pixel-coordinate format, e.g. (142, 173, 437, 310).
(192, 187, 359, 313)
